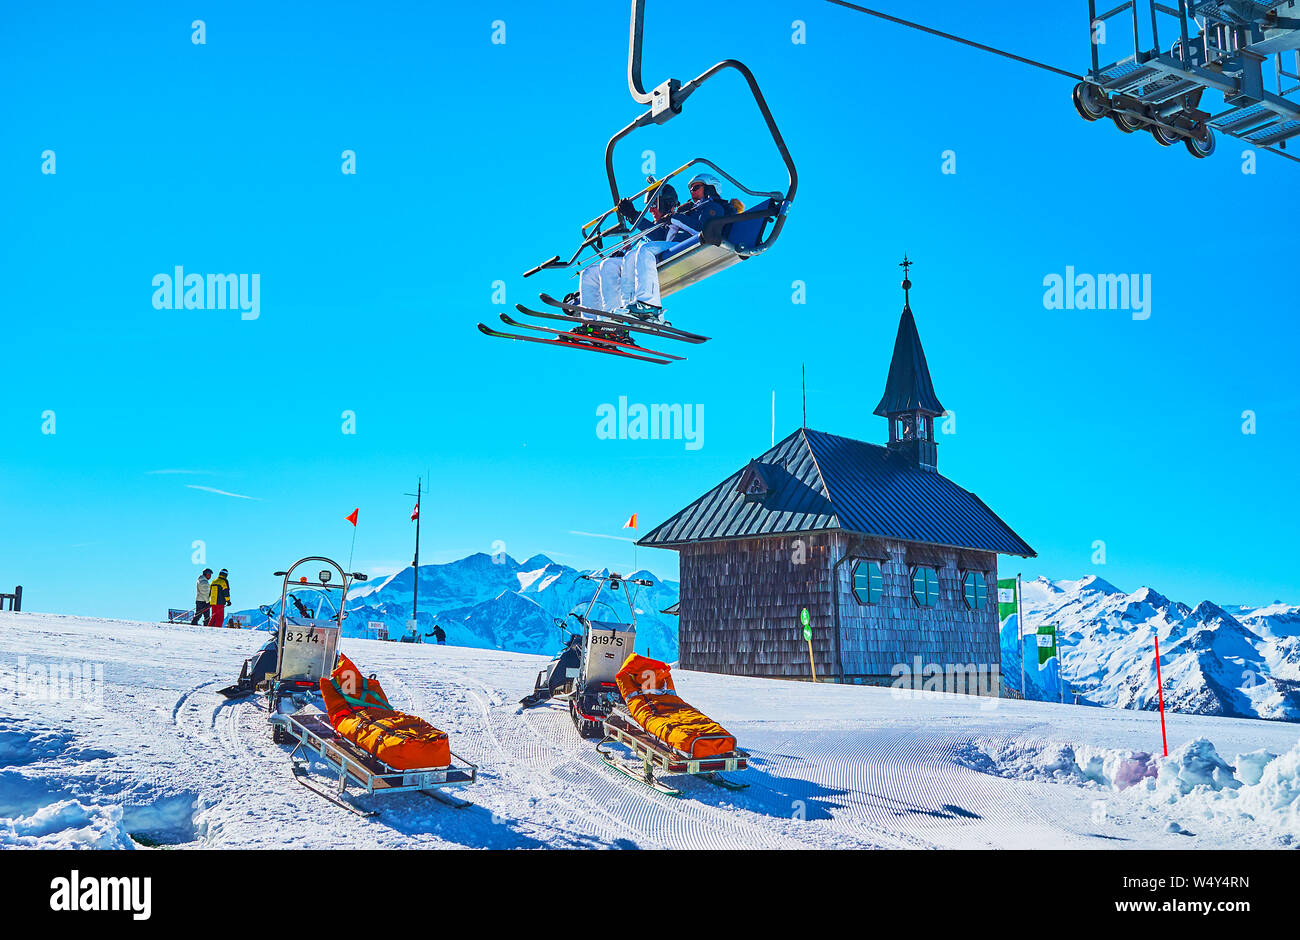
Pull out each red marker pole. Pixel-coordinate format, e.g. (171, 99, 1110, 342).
(1154, 633, 1168, 757)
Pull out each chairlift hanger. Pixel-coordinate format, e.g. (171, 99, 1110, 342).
(524, 0, 797, 282)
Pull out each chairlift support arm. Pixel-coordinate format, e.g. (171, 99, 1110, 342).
(613, 0, 798, 209)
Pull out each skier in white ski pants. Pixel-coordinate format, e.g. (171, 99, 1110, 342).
(577, 180, 681, 318)
(617, 238, 679, 310)
(578, 258, 625, 319)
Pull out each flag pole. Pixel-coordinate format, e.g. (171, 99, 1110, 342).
(413, 477, 422, 637)
(347, 518, 358, 572)
(1154, 632, 1168, 756)
(405, 478, 423, 642)
(1056, 622, 1065, 705)
(1018, 573, 1024, 699)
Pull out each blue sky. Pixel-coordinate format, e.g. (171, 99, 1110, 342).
(2, 0, 1296, 620)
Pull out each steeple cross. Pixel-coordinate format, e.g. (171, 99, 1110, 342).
(899, 254, 913, 279)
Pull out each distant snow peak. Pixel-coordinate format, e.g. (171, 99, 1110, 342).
(516, 567, 548, 592)
(1014, 576, 1300, 723)
(236, 551, 680, 660)
(1076, 575, 1121, 595)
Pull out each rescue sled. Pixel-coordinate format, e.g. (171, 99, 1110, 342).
(271, 711, 477, 816)
(320, 653, 452, 771)
(596, 653, 749, 797)
(275, 646, 478, 814)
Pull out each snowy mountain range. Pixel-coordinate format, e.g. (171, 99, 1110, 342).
(234, 553, 681, 661)
(1005, 576, 1300, 722)
(237, 555, 1299, 723)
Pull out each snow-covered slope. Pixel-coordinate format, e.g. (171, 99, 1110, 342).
(233, 553, 680, 660)
(3, 611, 1299, 849)
(1006, 577, 1300, 722)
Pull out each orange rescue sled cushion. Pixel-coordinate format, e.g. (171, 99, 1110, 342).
(614, 654, 736, 759)
(320, 654, 451, 771)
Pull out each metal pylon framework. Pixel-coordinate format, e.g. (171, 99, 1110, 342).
(1075, 0, 1300, 159)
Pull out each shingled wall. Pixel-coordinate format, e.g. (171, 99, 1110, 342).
(677, 531, 1000, 687)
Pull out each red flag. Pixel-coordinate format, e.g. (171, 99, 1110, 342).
(623, 513, 637, 529)
(345, 508, 359, 526)
(411, 504, 420, 521)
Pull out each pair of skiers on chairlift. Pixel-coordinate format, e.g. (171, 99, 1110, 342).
(578, 172, 737, 325)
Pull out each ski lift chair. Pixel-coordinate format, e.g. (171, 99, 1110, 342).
(523, 0, 795, 299)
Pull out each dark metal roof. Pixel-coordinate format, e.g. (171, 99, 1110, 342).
(874, 303, 945, 418)
(638, 428, 1035, 557)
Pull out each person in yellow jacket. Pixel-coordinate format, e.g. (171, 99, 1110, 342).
(209, 569, 231, 628)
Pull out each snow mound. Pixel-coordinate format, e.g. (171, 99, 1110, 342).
(1137, 737, 1300, 836)
(956, 738, 1157, 790)
(1148, 738, 1241, 797)
(961, 734, 1300, 837)
(0, 799, 135, 850)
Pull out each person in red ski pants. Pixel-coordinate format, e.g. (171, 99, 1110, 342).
(209, 568, 230, 628)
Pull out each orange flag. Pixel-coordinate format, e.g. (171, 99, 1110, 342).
(345, 508, 359, 526)
(623, 513, 637, 529)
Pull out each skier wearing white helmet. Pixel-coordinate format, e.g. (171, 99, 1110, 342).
(617, 172, 736, 322)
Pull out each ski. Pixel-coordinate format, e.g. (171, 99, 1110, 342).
(290, 764, 379, 818)
(420, 788, 473, 810)
(596, 742, 683, 798)
(477, 323, 672, 365)
(538, 293, 710, 343)
(700, 771, 749, 792)
(498, 313, 684, 361)
(514, 303, 703, 347)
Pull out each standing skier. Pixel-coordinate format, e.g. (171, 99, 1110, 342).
(191, 568, 213, 625)
(432, 624, 446, 645)
(209, 568, 231, 629)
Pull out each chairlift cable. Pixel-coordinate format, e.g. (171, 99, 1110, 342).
(822, 0, 1084, 80)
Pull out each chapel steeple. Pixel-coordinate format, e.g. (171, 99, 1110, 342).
(874, 256, 945, 471)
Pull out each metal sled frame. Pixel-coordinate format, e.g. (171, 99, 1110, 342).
(600, 709, 749, 780)
(268, 556, 367, 691)
(1081, 0, 1300, 158)
(276, 712, 477, 799)
(523, 0, 797, 290)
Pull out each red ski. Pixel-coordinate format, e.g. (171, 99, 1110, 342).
(476, 323, 673, 365)
(498, 313, 684, 360)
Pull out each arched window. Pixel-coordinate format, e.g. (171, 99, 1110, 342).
(962, 571, 987, 610)
(910, 566, 939, 608)
(852, 560, 883, 605)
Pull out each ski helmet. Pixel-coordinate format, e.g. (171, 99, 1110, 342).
(686, 172, 721, 198)
(219, 568, 228, 577)
(202, 568, 212, 576)
(645, 181, 678, 214)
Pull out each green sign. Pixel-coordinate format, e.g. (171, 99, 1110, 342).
(800, 607, 811, 641)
